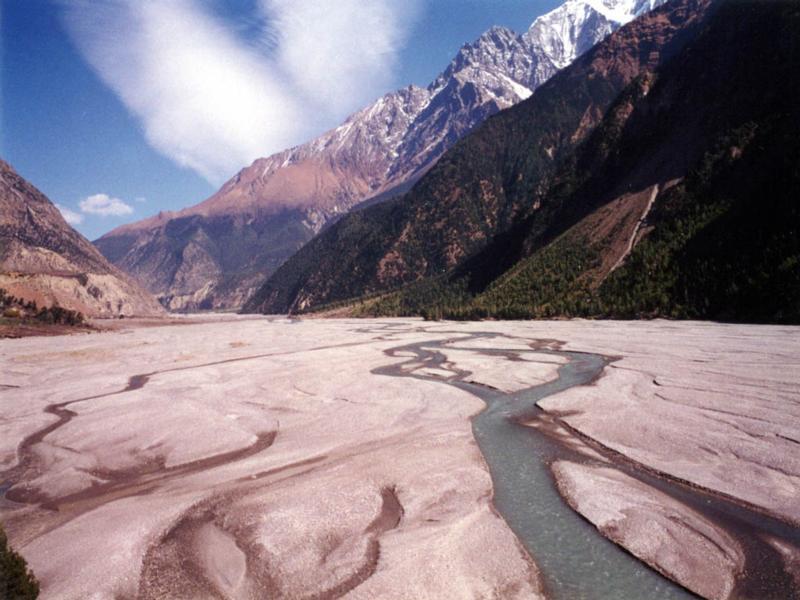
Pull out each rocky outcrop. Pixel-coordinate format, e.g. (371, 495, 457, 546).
(0, 159, 163, 317)
(96, 0, 665, 311)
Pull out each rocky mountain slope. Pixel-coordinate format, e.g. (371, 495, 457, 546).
(95, 0, 664, 311)
(245, 0, 715, 315)
(456, 0, 800, 324)
(247, 0, 800, 324)
(0, 160, 163, 317)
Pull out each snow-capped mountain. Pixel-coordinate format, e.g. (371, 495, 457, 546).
(524, 0, 665, 73)
(96, 0, 666, 311)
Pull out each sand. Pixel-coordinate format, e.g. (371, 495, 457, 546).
(0, 317, 544, 599)
(516, 320, 800, 526)
(1, 317, 797, 599)
(552, 460, 744, 600)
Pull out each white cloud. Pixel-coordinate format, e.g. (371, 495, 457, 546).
(56, 204, 84, 225)
(79, 193, 134, 217)
(60, 0, 421, 185)
(265, 0, 418, 116)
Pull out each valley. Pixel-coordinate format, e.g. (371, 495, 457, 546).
(94, 0, 667, 312)
(1, 317, 798, 599)
(3, 0, 799, 597)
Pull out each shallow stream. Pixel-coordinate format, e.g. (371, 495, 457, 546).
(375, 330, 800, 599)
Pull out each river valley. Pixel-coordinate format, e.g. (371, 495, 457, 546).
(1, 317, 798, 599)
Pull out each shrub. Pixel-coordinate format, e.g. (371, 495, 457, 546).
(0, 525, 39, 599)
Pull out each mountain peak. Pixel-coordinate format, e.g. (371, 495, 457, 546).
(524, 0, 666, 70)
(478, 25, 520, 41)
(96, 0, 670, 311)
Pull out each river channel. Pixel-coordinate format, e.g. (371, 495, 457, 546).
(374, 330, 800, 600)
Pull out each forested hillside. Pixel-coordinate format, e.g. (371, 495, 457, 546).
(247, 0, 800, 324)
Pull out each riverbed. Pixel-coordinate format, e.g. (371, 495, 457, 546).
(1, 317, 798, 599)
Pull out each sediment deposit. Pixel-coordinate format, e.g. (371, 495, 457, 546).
(1, 317, 798, 599)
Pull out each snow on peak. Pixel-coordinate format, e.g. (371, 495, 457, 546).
(210, 0, 669, 216)
(525, 0, 667, 69)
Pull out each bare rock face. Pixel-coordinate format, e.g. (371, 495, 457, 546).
(95, 0, 665, 312)
(553, 460, 745, 600)
(0, 159, 163, 317)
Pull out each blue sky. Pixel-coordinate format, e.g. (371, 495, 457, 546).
(2, 0, 560, 240)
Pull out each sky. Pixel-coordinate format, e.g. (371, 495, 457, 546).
(2, 0, 561, 241)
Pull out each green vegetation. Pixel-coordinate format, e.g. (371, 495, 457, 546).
(350, 235, 599, 320)
(0, 525, 39, 600)
(469, 237, 599, 319)
(354, 276, 472, 320)
(380, 117, 798, 324)
(596, 122, 800, 323)
(0, 289, 85, 326)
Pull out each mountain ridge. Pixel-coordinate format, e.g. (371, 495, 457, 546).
(95, 0, 665, 311)
(246, 0, 799, 324)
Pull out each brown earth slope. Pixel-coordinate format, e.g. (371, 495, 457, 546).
(0, 160, 163, 317)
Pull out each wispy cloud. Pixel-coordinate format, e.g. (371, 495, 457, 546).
(79, 193, 134, 216)
(60, 0, 420, 185)
(56, 204, 84, 225)
(266, 0, 417, 116)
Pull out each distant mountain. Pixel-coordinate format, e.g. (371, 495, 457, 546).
(246, 0, 800, 325)
(0, 160, 163, 317)
(95, 0, 665, 312)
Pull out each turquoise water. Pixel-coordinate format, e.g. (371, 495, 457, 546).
(375, 331, 800, 599)
(462, 351, 696, 599)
